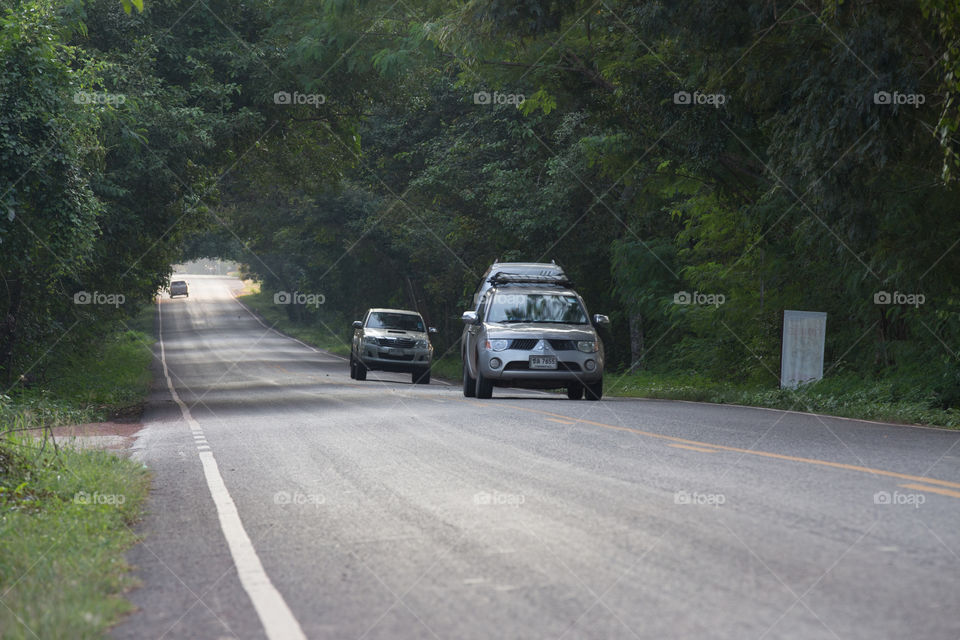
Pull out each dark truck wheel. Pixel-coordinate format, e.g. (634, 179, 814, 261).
(567, 382, 584, 400)
(413, 368, 431, 384)
(585, 378, 602, 400)
(462, 360, 476, 397)
(475, 370, 493, 399)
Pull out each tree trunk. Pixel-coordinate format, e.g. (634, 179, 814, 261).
(0, 277, 23, 385)
(629, 311, 644, 371)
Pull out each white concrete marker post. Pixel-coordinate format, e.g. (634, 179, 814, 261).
(780, 310, 827, 389)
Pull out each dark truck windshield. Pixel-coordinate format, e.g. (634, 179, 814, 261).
(367, 312, 424, 331)
(485, 292, 588, 324)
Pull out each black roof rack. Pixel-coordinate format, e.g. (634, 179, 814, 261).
(488, 273, 573, 287)
(492, 258, 561, 266)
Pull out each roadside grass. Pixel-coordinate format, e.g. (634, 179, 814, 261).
(236, 285, 352, 358)
(1, 309, 155, 430)
(0, 305, 156, 638)
(0, 438, 150, 639)
(396, 351, 960, 429)
(607, 370, 960, 429)
(430, 354, 462, 381)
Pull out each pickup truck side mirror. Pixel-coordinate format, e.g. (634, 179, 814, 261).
(592, 314, 610, 327)
(461, 311, 479, 325)
(428, 327, 438, 334)
(352, 320, 363, 329)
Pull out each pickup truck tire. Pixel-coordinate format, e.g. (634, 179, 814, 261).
(585, 379, 602, 400)
(475, 370, 493, 399)
(463, 360, 476, 397)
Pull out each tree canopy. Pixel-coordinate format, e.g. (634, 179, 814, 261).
(2, 0, 958, 406)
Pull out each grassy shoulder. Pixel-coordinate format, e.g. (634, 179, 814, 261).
(236, 284, 352, 357)
(0, 440, 150, 639)
(606, 370, 960, 429)
(431, 354, 463, 381)
(1, 315, 155, 430)
(419, 351, 960, 429)
(0, 305, 156, 638)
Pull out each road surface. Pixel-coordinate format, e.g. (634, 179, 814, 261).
(113, 276, 960, 640)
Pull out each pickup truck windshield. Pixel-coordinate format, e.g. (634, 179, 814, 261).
(485, 293, 588, 324)
(367, 312, 424, 331)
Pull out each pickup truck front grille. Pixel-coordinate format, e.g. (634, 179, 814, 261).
(377, 337, 416, 348)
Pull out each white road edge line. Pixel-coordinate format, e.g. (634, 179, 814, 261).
(157, 298, 307, 640)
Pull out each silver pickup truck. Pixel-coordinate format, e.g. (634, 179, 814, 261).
(461, 265, 609, 400)
(351, 308, 435, 384)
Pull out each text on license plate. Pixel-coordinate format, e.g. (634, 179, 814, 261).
(529, 355, 557, 369)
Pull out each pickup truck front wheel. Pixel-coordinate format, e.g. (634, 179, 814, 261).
(475, 369, 493, 399)
(462, 359, 476, 397)
(584, 378, 602, 400)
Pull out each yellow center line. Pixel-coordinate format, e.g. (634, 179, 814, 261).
(546, 417, 575, 425)
(463, 399, 960, 491)
(899, 483, 960, 499)
(669, 443, 718, 453)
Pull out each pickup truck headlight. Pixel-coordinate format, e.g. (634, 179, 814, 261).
(362, 336, 379, 346)
(415, 339, 428, 349)
(485, 339, 509, 351)
(577, 340, 598, 353)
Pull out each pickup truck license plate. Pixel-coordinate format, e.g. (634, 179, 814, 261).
(529, 355, 557, 370)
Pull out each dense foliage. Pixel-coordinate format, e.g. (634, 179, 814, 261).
(0, 0, 262, 383)
(2, 0, 959, 408)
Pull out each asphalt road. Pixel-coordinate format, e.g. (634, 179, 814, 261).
(113, 276, 960, 640)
